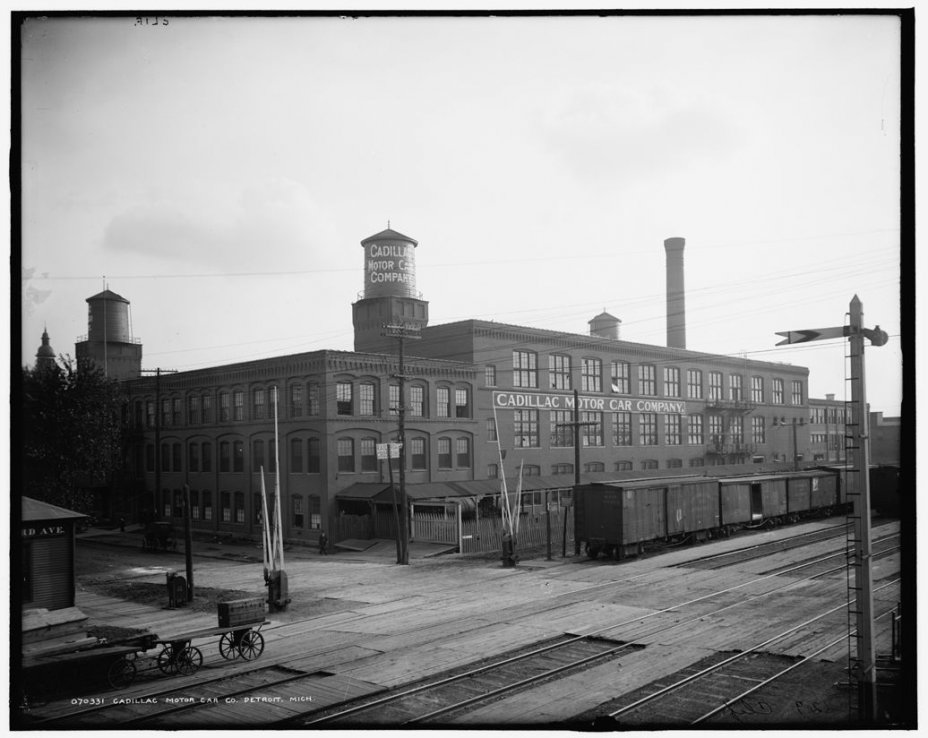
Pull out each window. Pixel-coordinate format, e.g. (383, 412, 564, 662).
(292, 496, 304, 529)
(161, 399, 171, 427)
(729, 375, 743, 402)
(203, 491, 213, 521)
(190, 490, 200, 520)
(523, 465, 541, 477)
(337, 382, 352, 415)
(584, 461, 605, 473)
(455, 388, 470, 418)
(487, 464, 499, 479)
(486, 417, 498, 442)
(161, 443, 170, 472)
(689, 458, 705, 468)
(234, 492, 245, 524)
(188, 395, 200, 425)
(612, 412, 632, 446)
(771, 378, 784, 404)
(307, 438, 321, 474)
(359, 382, 376, 415)
(513, 350, 538, 388)
(361, 438, 378, 472)
(307, 383, 320, 415)
(581, 411, 603, 447)
(221, 492, 231, 522)
(751, 376, 764, 403)
(730, 416, 744, 444)
(638, 365, 657, 396)
(708, 415, 724, 445)
(172, 443, 182, 471)
(456, 438, 471, 467)
(610, 361, 630, 394)
(389, 384, 400, 415)
(189, 442, 200, 472)
(667, 458, 683, 469)
(582, 358, 602, 392)
(641, 459, 659, 470)
(233, 390, 244, 420)
(161, 490, 171, 518)
(485, 365, 497, 387)
(687, 369, 703, 399)
(308, 495, 322, 530)
(233, 440, 245, 472)
(202, 394, 213, 423)
(337, 438, 354, 472)
(281, 438, 300, 474)
(253, 440, 265, 470)
(687, 414, 704, 445)
(410, 437, 427, 470)
(409, 386, 425, 417)
(289, 384, 303, 417)
(550, 410, 574, 447)
(438, 438, 452, 468)
(146, 444, 155, 472)
(253, 388, 266, 420)
(665, 414, 682, 445)
(708, 372, 723, 401)
(201, 442, 212, 472)
(753, 417, 766, 444)
(219, 393, 231, 422)
(664, 367, 681, 397)
(615, 460, 633, 471)
(514, 409, 539, 447)
(146, 400, 155, 428)
(791, 380, 804, 405)
(552, 463, 574, 475)
(437, 387, 451, 417)
(639, 413, 658, 445)
(550, 354, 571, 390)
(172, 398, 182, 425)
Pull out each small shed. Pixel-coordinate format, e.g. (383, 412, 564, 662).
(21, 497, 87, 611)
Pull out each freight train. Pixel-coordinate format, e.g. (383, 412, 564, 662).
(575, 469, 847, 561)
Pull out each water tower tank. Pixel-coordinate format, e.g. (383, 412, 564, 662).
(360, 228, 418, 299)
(589, 310, 621, 340)
(87, 290, 132, 343)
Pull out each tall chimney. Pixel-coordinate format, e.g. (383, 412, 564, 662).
(664, 237, 686, 349)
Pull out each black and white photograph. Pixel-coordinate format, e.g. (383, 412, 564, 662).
(12, 4, 914, 731)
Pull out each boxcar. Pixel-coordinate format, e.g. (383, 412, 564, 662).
(719, 475, 788, 525)
(666, 479, 720, 538)
(786, 474, 813, 515)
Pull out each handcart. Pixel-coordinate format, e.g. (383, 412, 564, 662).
(154, 619, 269, 677)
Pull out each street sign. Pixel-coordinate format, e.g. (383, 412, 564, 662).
(376, 442, 403, 460)
(775, 326, 848, 345)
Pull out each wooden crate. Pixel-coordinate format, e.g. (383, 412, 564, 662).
(217, 597, 265, 628)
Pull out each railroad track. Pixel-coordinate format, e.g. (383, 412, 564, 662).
(30, 522, 899, 728)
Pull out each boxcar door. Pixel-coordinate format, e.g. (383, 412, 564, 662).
(750, 483, 764, 521)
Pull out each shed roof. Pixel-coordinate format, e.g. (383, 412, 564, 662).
(22, 497, 87, 522)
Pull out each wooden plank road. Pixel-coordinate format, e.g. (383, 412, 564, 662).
(31, 517, 901, 727)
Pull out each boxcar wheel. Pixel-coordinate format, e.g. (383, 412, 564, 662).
(586, 544, 600, 560)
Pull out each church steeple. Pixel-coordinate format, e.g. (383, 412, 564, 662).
(35, 327, 57, 370)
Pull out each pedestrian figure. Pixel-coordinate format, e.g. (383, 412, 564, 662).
(318, 531, 328, 555)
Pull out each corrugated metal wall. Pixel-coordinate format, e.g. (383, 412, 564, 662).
(25, 535, 73, 611)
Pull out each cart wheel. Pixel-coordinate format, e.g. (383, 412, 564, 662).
(219, 632, 239, 660)
(157, 645, 178, 674)
(176, 646, 203, 675)
(238, 630, 265, 661)
(108, 656, 137, 688)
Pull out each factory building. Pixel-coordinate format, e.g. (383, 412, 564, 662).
(55, 227, 853, 543)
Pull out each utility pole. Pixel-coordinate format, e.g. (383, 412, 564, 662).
(140, 368, 177, 519)
(383, 322, 422, 565)
(183, 483, 194, 602)
(556, 389, 597, 556)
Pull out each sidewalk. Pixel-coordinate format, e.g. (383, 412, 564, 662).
(76, 525, 458, 563)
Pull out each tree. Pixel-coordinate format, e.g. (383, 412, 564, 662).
(20, 357, 127, 513)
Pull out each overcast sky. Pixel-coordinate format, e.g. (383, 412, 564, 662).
(19, 10, 905, 414)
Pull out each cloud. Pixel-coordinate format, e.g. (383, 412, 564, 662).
(102, 178, 339, 273)
(540, 82, 743, 187)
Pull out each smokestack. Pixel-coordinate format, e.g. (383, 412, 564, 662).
(664, 237, 686, 349)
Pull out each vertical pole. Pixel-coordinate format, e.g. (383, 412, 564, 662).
(388, 450, 401, 563)
(562, 504, 569, 558)
(545, 490, 552, 560)
(183, 483, 193, 602)
(792, 420, 800, 471)
(398, 336, 409, 565)
(154, 368, 161, 519)
(573, 389, 581, 555)
(849, 295, 877, 723)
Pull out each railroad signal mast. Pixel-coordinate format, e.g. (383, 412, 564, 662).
(776, 295, 888, 724)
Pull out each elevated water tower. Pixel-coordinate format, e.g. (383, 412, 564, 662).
(75, 289, 142, 379)
(352, 227, 430, 353)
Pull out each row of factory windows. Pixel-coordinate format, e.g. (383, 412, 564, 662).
(810, 406, 849, 424)
(485, 453, 794, 478)
(488, 355, 805, 404)
(157, 489, 323, 530)
(134, 381, 473, 428)
(490, 411, 786, 448)
(145, 435, 473, 475)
